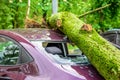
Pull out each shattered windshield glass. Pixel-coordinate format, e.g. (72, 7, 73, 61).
(31, 41, 90, 65)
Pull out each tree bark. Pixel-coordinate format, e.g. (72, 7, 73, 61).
(48, 12, 120, 80)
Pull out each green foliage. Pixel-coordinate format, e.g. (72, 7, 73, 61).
(58, 0, 120, 32)
(59, 0, 91, 15)
(1, 0, 120, 31)
(89, 0, 120, 32)
(109, 0, 120, 17)
(0, 0, 26, 29)
(30, 0, 52, 20)
(0, 1, 13, 29)
(9, 0, 26, 28)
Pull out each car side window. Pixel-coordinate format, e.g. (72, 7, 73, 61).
(0, 36, 20, 65)
(0, 36, 33, 65)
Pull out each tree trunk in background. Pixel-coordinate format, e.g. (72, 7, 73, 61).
(19, 0, 22, 2)
(48, 12, 120, 80)
(9, 0, 13, 3)
(26, 0, 30, 19)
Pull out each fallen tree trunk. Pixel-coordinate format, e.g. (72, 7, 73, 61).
(48, 12, 120, 80)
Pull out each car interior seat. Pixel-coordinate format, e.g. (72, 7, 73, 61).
(45, 46, 63, 55)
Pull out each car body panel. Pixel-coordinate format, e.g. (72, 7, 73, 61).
(71, 65, 104, 80)
(9, 28, 65, 41)
(0, 28, 104, 80)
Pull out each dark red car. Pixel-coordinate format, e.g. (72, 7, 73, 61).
(0, 28, 104, 80)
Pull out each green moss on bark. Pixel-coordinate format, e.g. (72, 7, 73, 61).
(48, 12, 120, 80)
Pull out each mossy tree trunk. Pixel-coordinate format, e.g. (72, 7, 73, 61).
(48, 12, 120, 80)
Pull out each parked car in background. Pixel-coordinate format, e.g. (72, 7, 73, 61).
(101, 29, 120, 49)
(0, 28, 104, 80)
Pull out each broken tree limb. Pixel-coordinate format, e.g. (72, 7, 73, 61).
(48, 12, 120, 80)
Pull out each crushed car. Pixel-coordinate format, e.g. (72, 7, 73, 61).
(0, 28, 104, 80)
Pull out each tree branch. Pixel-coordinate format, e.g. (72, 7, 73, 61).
(78, 4, 111, 18)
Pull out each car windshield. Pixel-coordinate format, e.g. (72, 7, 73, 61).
(31, 41, 90, 65)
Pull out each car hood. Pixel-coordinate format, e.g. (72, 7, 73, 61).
(62, 64, 105, 80)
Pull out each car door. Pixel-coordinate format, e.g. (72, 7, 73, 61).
(0, 35, 27, 80)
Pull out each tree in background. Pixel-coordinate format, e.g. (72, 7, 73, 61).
(58, 0, 120, 32)
(88, 0, 120, 32)
(1, 0, 120, 31)
(0, 0, 13, 29)
(9, 0, 26, 28)
(0, 0, 26, 29)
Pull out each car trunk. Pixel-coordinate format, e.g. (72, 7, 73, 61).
(71, 65, 105, 80)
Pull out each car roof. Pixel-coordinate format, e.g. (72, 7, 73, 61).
(102, 29, 120, 35)
(7, 28, 66, 41)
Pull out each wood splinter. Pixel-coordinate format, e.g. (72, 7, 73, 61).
(56, 19, 62, 27)
(81, 24, 93, 31)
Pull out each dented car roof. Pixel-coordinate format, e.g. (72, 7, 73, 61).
(6, 28, 66, 41)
